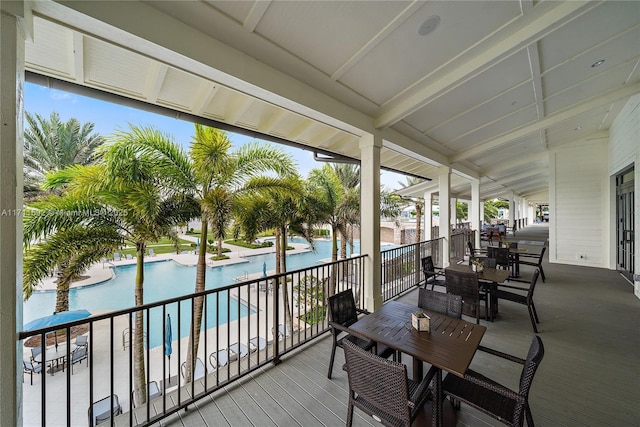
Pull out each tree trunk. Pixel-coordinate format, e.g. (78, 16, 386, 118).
(217, 236, 223, 257)
(186, 219, 208, 383)
(54, 264, 71, 313)
(133, 242, 147, 404)
(340, 229, 348, 277)
(279, 226, 292, 334)
(415, 203, 422, 243)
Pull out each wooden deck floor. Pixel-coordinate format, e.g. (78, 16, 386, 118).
(162, 225, 640, 427)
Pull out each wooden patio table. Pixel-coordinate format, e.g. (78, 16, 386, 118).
(446, 263, 510, 320)
(349, 300, 486, 427)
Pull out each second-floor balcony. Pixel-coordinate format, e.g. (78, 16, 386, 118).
(19, 225, 639, 426)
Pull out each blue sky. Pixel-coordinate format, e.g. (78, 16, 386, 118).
(25, 83, 405, 189)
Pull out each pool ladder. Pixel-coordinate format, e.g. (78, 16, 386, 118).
(234, 270, 249, 282)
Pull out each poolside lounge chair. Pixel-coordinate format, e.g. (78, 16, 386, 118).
(113, 252, 121, 262)
(273, 324, 291, 341)
(132, 381, 162, 408)
(89, 394, 122, 426)
(209, 349, 229, 368)
(23, 360, 42, 385)
(125, 254, 133, 260)
(229, 343, 249, 360)
(180, 357, 206, 381)
(148, 248, 156, 256)
(249, 337, 267, 352)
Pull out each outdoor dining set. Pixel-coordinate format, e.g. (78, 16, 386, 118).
(328, 239, 548, 426)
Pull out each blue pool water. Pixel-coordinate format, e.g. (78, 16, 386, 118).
(23, 238, 391, 347)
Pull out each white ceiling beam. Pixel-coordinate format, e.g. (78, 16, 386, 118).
(244, 1, 271, 33)
(145, 62, 168, 103)
(481, 151, 547, 175)
(374, 1, 599, 128)
(225, 97, 255, 125)
(308, 127, 341, 147)
(260, 108, 288, 133)
(450, 83, 640, 162)
(70, 31, 84, 83)
(192, 82, 219, 115)
(288, 120, 316, 142)
(331, 1, 423, 81)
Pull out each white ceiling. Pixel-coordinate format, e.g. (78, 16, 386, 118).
(24, 0, 640, 204)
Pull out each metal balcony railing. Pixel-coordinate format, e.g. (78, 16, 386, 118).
(18, 238, 446, 426)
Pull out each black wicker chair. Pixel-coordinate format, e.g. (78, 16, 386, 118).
(487, 246, 511, 271)
(420, 256, 444, 290)
(519, 247, 547, 282)
(418, 289, 462, 319)
(445, 269, 487, 324)
(442, 335, 544, 427)
(494, 269, 541, 332)
(327, 289, 394, 378)
(467, 240, 487, 258)
(343, 339, 436, 427)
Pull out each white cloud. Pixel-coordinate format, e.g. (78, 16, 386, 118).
(49, 91, 73, 102)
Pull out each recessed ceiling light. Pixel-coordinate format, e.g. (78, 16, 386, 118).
(591, 59, 605, 68)
(418, 15, 441, 36)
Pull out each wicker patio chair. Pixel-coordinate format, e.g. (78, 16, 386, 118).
(343, 339, 436, 427)
(445, 269, 487, 324)
(418, 289, 462, 319)
(467, 240, 487, 258)
(442, 335, 545, 427)
(327, 289, 394, 379)
(487, 246, 511, 271)
(494, 269, 541, 332)
(519, 247, 547, 282)
(420, 256, 444, 290)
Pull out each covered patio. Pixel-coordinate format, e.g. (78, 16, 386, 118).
(1, 1, 639, 426)
(169, 225, 640, 427)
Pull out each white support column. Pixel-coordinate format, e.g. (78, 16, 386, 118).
(439, 168, 451, 267)
(509, 191, 516, 230)
(359, 133, 382, 311)
(470, 179, 481, 248)
(423, 191, 433, 241)
(0, 2, 25, 425)
(450, 197, 457, 227)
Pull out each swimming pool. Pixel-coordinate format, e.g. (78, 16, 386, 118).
(23, 238, 394, 347)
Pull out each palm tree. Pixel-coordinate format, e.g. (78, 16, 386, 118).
(331, 164, 360, 261)
(234, 176, 313, 334)
(23, 111, 104, 200)
(23, 126, 199, 404)
(122, 123, 297, 381)
(398, 177, 425, 242)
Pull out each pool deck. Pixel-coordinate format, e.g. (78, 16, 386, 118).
(35, 235, 315, 292)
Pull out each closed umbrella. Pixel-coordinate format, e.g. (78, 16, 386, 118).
(24, 309, 92, 348)
(263, 262, 267, 277)
(164, 314, 172, 378)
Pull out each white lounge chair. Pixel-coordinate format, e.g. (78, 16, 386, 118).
(180, 357, 206, 381)
(229, 343, 249, 360)
(113, 252, 121, 262)
(148, 248, 156, 257)
(249, 337, 267, 352)
(125, 254, 133, 260)
(209, 349, 229, 368)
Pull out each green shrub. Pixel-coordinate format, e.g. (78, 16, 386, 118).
(210, 255, 229, 261)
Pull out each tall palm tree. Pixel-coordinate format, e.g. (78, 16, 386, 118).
(398, 177, 425, 243)
(332, 164, 360, 261)
(23, 126, 199, 404)
(234, 176, 313, 333)
(121, 123, 297, 381)
(23, 111, 104, 200)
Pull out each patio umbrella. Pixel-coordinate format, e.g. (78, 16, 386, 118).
(23, 309, 92, 348)
(164, 314, 172, 378)
(263, 262, 267, 277)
